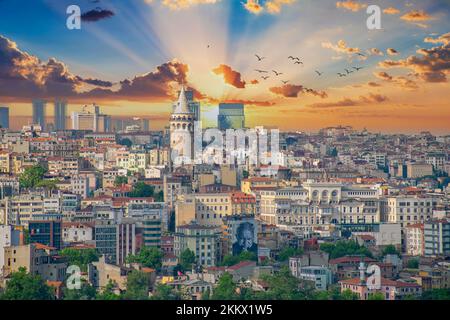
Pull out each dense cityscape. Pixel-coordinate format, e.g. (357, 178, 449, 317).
(0, 0, 449, 307)
(0, 88, 449, 301)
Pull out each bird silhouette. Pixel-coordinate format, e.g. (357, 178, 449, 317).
(337, 73, 346, 77)
(294, 61, 304, 65)
(345, 69, 353, 74)
(272, 70, 283, 76)
(261, 76, 270, 80)
(255, 69, 268, 73)
(315, 70, 323, 76)
(282, 80, 289, 84)
(353, 66, 363, 71)
(356, 52, 366, 57)
(255, 54, 266, 61)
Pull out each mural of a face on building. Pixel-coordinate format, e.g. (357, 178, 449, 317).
(232, 221, 257, 255)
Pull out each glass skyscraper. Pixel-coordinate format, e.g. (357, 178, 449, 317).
(0, 107, 9, 129)
(54, 100, 67, 131)
(218, 103, 245, 130)
(32, 99, 46, 130)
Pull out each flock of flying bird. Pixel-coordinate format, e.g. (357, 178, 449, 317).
(253, 53, 365, 85)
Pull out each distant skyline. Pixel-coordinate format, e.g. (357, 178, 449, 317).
(0, 0, 449, 133)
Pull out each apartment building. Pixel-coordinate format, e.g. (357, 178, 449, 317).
(174, 223, 221, 267)
(405, 223, 425, 256)
(424, 219, 450, 257)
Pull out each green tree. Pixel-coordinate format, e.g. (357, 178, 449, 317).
(277, 247, 304, 262)
(151, 284, 180, 300)
(19, 165, 47, 189)
(381, 245, 400, 256)
(96, 281, 121, 300)
(0, 267, 54, 300)
(340, 289, 359, 300)
(36, 179, 58, 190)
(63, 280, 97, 300)
(220, 251, 257, 267)
(126, 247, 163, 271)
(114, 176, 128, 187)
(211, 272, 237, 300)
(123, 270, 150, 300)
(220, 255, 240, 267)
(130, 182, 155, 198)
(422, 288, 450, 300)
(60, 248, 99, 272)
(368, 292, 385, 300)
(179, 249, 196, 271)
(407, 258, 419, 269)
(238, 250, 257, 261)
(320, 240, 373, 259)
(257, 266, 309, 300)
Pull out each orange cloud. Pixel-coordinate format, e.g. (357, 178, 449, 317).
(383, 7, 400, 15)
(336, 1, 367, 12)
(243, 0, 264, 14)
(400, 10, 432, 22)
(424, 32, 450, 46)
(322, 40, 361, 56)
(374, 71, 418, 90)
(400, 10, 434, 28)
(243, 0, 295, 15)
(387, 48, 399, 56)
(368, 48, 384, 56)
(212, 64, 246, 88)
(308, 93, 388, 109)
(269, 84, 327, 98)
(266, 0, 296, 14)
(250, 79, 259, 85)
(378, 34, 450, 83)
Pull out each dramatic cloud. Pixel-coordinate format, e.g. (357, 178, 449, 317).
(0, 35, 82, 99)
(400, 10, 432, 22)
(374, 71, 418, 90)
(368, 48, 384, 56)
(336, 1, 367, 12)
(212, 64, 246, 89)
(424, 32, 450, 46)
(383, 7, 400, 15)
(243, 0, 295, 15)
(379, 33, 450, 83)
(81, 8, 115, 22)
(400, 10, 433, 28)
(144, 0, 220, 10)
(83, 60, 193, 100)
(243, 0, 264, 14)
(322, 40, 361, 56)
(269, 84, 327, 98)
(387, 48, 399, 56)
(77, 77, 114, 87)
(308, 93, 388, 109)
(0, 35, 202, 102)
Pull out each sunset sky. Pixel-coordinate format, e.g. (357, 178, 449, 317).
(0, 0, 449, 133)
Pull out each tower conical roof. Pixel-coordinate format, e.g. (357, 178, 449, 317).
(173, 86, 191, 114)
